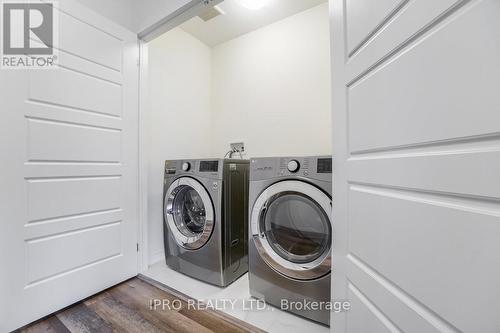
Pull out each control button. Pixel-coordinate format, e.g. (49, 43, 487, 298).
(287, 160, 300, 173)
(212, 182, 218, 190)
(181, 162, 191, 171)
(303, 170, 309, 176)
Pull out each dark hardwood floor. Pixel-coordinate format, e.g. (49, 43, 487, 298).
(18, 278, 264, 333)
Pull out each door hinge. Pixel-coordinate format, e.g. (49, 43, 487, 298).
(137, 243, 139, 252)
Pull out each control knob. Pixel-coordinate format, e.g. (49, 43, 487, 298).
(181, 162, 191, 171)
(287, 160, 300, 173)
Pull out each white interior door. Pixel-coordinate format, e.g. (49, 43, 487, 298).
(0, 1, 139, 331)
(331, 0, 500, 332)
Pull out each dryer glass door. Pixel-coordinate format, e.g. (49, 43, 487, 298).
(251, 180, 331, 280)
(263, 192, 330, 264)
(164, 177, 214, 250)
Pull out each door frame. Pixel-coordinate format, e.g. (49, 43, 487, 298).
(329, 0, 347, 329)
(138, 39, 150, 272)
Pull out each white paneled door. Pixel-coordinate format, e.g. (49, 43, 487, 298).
(331, 0, 500, 332)
(0, 1, 139, 331)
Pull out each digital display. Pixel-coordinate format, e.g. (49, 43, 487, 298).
(200, 161, 219, 172)
(317, 158, 332, 173)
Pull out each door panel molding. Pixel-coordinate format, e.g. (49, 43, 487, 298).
(0, 0, 139, 331)
(331, 0, 500, 331)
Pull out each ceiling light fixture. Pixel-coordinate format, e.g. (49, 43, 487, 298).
(237, 0, 272, 10)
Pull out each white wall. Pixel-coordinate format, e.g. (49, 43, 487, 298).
(211, 3, 331, 157)
(147, 28, 212, 263)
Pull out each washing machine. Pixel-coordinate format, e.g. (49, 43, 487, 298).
(248, 156, 332, 325)
(163, 159, 249, 287)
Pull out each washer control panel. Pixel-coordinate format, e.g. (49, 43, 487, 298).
(165, 160, 224, 180)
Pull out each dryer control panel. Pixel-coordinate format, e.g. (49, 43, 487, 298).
(250, 156, 332, 182)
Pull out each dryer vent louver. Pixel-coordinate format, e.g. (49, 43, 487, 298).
(198, 5, 225, 21)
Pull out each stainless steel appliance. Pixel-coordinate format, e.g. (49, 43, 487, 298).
(163, 159, 249, 287)
(248, 156, 332, 325)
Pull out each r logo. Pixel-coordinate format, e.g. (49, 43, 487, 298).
(2, 3, 53, 55)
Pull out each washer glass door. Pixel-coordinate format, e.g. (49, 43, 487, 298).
(164, 177, 214, 249)
(172, 186, 206, 235)
(251, 180, 331, 280)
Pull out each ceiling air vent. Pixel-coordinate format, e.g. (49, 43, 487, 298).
(198, 5, 225, 21)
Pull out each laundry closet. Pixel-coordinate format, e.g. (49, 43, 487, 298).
(142, 0, 332, 330)
(0, 0, 334, 330)
(145, 0, 331, 266)
(1, 0, 497, 331)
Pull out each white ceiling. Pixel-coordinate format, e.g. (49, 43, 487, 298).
(180, 0, 327, 47)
